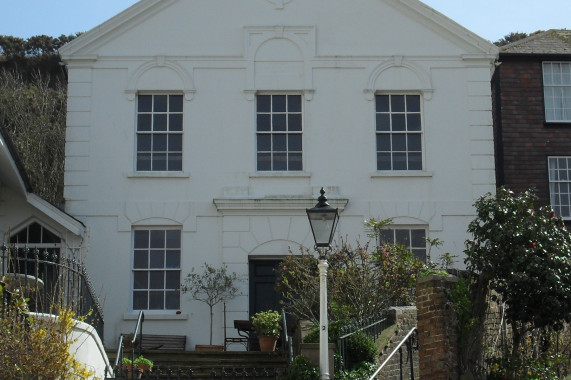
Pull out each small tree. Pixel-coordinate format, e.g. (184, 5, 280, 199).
(465, 188, 571, 363)
(276, 218, 424, 323)
(181, 263, 241, 345)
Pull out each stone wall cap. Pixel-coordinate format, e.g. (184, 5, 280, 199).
(417, 273, 458, 284)
(390, 306, 417, 312)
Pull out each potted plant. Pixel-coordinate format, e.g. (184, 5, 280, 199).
(134, 355, 153, 374)
(181, 263, 242, 351)
(121, 356, 153, 379)
(122, 357, 132, 370)
(251, 310, 282, 352)
(121, 358, 134, 378)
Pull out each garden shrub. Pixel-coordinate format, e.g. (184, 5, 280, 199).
(335, 362, 377, 380)
(282, 355, 319, 380)
(343, 331, 377, 368)
(462, 187, 571, 378)
(304, 324, 377, 371)
(0, 305, 94, 379)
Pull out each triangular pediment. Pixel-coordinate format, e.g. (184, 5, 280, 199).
(60, 0, 497, 60)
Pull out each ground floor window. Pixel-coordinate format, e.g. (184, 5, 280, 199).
(378, 227, 427, 261)
(132, 228, 181, 310)
(548, 156, 571, 220)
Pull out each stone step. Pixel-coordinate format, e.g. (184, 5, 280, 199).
(108, 350, 289, 378)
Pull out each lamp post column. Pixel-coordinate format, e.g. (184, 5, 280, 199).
(318, 255, 329, 380)
(306, 188, 338, 380)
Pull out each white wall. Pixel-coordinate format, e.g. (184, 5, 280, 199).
(61, 0, 498, 348)
(31, 313, 111, 380)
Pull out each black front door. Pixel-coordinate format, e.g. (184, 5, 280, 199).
(248, 259, 283, 317)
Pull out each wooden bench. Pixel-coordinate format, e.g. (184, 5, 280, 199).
(123, 334, 186, 351)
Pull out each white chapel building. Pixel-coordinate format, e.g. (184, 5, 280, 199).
(59, 0, 499, 348)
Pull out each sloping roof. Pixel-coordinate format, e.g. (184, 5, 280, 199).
(0, 124, 32, 194)
(501, 29, 571, 55)
(0, 124, 85, 235)
(60, 0, 498, 59)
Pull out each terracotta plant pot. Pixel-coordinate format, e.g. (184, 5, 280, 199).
(121, 365, 141, 380)
(258, 335, 278, 352)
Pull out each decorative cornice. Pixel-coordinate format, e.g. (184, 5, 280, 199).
(213, 197, 348, 215)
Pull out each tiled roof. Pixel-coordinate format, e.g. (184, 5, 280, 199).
(501, 29, 571, 54)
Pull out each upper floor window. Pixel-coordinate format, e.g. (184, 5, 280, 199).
(378, 227, 427, 261)
(543, 62, 571, 122)
(548, 156, 571, 220)
(132, 229, 181, 310)
(376, 94, 422, 171)
(256, 94, 302, 171)
(136, 94, 183, 171)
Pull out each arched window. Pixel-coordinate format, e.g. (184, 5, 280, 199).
(7, 222, 61, 312)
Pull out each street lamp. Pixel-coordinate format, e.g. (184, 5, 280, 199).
(306, 187, 339, 380)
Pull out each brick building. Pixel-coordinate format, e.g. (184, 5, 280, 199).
(493, 30, 571, 221)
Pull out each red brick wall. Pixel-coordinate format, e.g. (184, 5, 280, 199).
(416, 274, 459, 380)
(495, 57, 571, 206)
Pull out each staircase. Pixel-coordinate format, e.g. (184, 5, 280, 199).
(107, 350, 289, 379)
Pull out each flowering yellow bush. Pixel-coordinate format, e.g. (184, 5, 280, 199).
(0, 303, 95, 380)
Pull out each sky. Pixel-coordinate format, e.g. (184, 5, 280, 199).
(1, 0, 569, 44)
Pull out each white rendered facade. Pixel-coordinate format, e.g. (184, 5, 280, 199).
(60, 0, 498, 348)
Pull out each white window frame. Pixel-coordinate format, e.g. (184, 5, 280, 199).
(375, 93, 423, 171)
(543, 62, 571, 123)
(548, 156, 571, 220)
(256, 93, 303, 171)
(136, 93, 184, 172)
(132, 228, 181, 311)
(378, 226, 428, 261)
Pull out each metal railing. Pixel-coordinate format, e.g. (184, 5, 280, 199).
(281, 309, 293, 363)
(110, 366, 289, 379)
(0, 244, 104, 338)
(337, 310, 391, 370)
(368, 326, 417, 380)
(111, 310, 145, 378)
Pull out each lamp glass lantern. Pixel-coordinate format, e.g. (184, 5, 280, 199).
(306, 188, 339, 249)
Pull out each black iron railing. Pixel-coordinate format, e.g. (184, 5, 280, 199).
(337, 310, 391, 370)
(281, 309, 293, 364)
(112, 310, 145, 379)
(110, 366, 289, 379)
(0, 244, 104, 339)
(368, 326, 417, 380)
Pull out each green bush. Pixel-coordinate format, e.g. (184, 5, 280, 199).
(303, 323, 377, 371)
(487, 355, 565, 380)
(282, 355, 319, 380)
(335, 362, 377, 380)
(343, 332, 377, 368)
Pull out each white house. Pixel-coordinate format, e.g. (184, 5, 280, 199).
(0, 127, 112, 378)
(0, 126, 85, 267)
(59, 0, 499, 349)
